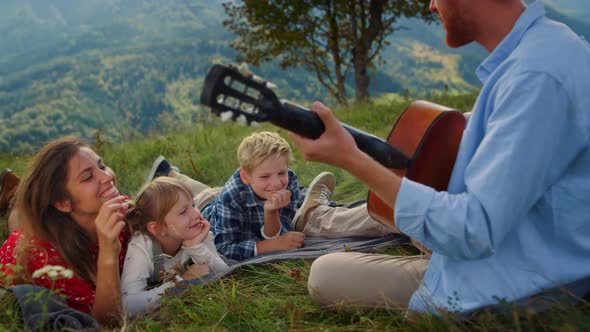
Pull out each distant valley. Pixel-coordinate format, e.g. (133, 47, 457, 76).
(0, 0, 588, 153)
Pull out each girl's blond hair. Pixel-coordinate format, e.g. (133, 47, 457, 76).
(126, 177, 194, 235)
(237, 131, 292, 172)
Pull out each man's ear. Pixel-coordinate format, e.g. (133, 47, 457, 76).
(146, 221, 160, 237)
(239, 167, 251, 185)
(53, 199, 72, 213)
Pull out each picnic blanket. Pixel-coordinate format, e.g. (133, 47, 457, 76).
(169, 233, 410, 294)
(7, 285, 99, 331)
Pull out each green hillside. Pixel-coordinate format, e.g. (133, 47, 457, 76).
(2, 92, 590, 331)
(0, 0, 588, 154)
(0, 1, 330, 153)
(0, 0, 475, 154)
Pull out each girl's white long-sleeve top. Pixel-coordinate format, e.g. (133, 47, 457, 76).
(121, 232, 229, 316)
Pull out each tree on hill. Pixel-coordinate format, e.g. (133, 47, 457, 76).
(223, 0, 436, 105)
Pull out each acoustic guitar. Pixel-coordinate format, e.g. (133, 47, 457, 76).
(200, 63, 466, 229)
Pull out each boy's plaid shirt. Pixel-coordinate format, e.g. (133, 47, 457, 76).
(202, 169, 305, 261)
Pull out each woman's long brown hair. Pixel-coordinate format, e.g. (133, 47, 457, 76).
(15, 136, 99, 284)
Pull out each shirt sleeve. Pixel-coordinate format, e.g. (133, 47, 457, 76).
(182, 232, 230, 274)
(120, 236, 175, 316)
(0, 231, 21, 286)
(395, 72, 585, 259)
(16, 238, 96, 313)
(1, 231, 130, 314)
(211, 199, 258, 260)
(260, 225, 281, 239)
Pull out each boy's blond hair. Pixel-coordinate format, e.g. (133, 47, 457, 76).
(237, 131, 292, 172)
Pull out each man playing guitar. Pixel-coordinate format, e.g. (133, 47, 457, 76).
(289, 0, 590, 315)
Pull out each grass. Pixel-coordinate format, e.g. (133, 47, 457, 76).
(2, 91, 590, 331)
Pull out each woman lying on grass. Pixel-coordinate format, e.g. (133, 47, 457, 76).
(0, 136, 129, 326)
(0, 136, 223, 325)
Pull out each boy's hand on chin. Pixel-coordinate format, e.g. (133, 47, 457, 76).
(264, 190, 292, 212)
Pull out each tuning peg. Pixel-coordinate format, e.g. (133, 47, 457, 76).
(220, 111, 233, 122)
(236, 114, 248, 126)
(252, 74, 278, 90)
(237, 62, 251, 77)
(252, 74, 265, 84)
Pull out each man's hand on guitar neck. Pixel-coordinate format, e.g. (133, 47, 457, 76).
(288, 101, 403, 221)
(288, 101, 359, 168)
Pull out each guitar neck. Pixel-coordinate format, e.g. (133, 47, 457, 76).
(199, 64, 410, 170)
(277, 101, 410, 169)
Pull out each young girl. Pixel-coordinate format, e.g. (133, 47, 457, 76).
(121, 177, 229, 316)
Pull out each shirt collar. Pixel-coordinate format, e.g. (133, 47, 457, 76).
(476, 1, 545, 83)
(230, 170, 260, 208)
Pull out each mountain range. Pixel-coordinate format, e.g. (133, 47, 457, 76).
(0, 0, 588, 153)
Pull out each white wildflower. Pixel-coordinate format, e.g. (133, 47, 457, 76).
(61, 269, 74, 279)
(32, 265, 74, 280)
(32, 265, 51, 278)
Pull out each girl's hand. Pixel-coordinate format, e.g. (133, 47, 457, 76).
(95, 195, 128, 263)
(264, 189, 292, 212)
(181, 262, 210, 280)
(182, 219, 211, 247)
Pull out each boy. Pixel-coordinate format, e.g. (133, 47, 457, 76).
(201, 131, 390, 261)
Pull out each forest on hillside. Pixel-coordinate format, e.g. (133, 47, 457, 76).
(0, 0, 588, 153)
(0, 40, 331, 153)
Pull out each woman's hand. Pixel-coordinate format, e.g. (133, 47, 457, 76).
(94, 195, 128, 263)
(92, 195, 128, 325)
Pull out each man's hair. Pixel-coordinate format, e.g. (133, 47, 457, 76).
(237, 131, 293, 172)
(126, 177, 194, 235)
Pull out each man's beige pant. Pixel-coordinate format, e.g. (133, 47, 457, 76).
(176, 173, 392, 238)
(308, 252, 429, 309)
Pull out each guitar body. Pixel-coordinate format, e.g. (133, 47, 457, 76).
(367, 100, 466, 229)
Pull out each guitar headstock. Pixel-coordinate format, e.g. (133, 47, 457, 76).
(200, 63, 280, 126)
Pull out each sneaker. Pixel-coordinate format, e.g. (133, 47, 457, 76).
(292, 172, 336, 232)
(0, 169, 20, 216)
(145, 156, 180, 184)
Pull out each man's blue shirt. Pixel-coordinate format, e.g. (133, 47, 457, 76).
(201, 169, 305, 260)
(395, 1, 590, 313)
